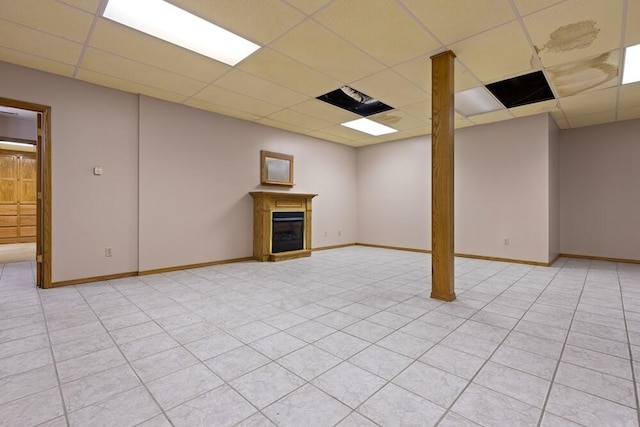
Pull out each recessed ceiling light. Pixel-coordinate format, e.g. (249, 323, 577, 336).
(0, 141, 35, 148)
(103, 0, 260, 66)
(341, 118, 398, 136)
(622, 44, 640, 85)
(455, 87, 504, 116)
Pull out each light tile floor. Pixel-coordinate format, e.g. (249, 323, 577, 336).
(1, 246, 639, 426)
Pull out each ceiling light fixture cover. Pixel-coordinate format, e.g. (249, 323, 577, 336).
(103, 0, 260, 66)
(455, 87, 504, 116)
(341, 118, 398, 136)
(0, 141, 36, 148)
(486, 71, 555, 109)
(317, 86, 393, 116)
(622, 44, 640, 85)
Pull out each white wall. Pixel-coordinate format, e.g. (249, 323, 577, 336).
(0, 61, 357, 281)
(357, 137, 430, 250)
(357, 114, 554, 264)
(0, 115, 37, 141)
(548, 116, 560, 261)
(559, 119, 640, 260)
(138, 96, 356, 271)
(0, 61, 139, 282)
(456, 114, 550, 263)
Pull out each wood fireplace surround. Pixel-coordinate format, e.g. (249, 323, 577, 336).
(249, 191, 317, 262)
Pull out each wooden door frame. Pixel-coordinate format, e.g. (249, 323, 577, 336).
(0, 96, 52, 288)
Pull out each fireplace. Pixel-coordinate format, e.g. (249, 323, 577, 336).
(272, 212, 304, 253)
(249, 192, 317, 262)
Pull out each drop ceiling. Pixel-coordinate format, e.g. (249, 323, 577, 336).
(0, 0, 638, 146)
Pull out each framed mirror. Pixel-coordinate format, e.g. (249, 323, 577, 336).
(261, 150, 294, 187)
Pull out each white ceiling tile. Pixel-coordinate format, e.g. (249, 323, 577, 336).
(351, 69, 428, 108)
(626, 0, 640, 46)
(193, 85, 282, 117)
(76, 69, 188, 104)
(524, 0, 624, 67)
(367, 110, 426, 131)
(213, 70, 308, 108)
(238, 48, 340, 97)
(550, 110, 570, 128)
(0, 0, 94, 42)
(618, 106, 640, 121)
(547, 50, 619, 98)
(402, 0, 516, 44)
(257, 117, 312, 135)
(284, 0, 333, 15)
(451, 22, 536, 83)
(0, 19, 83, 65)
(266, 109, 333, 131)
(559, 87, 617, 116)
(393, 56, 481, 95)
(400, 101, 432, 120)
(88, 19, 231, 83)
(58, 0, 101, 13)
(0, 46, 75, 77)
(289, 99, 361, 123)
(469, 109, 514, 125)
(184, 98, 261, 122)
(512, 0, 566, 16)
(320, 125, 368, 141)
(269, 20, 386, 82)
(567, 110, 616, 127)
(169, 0, 304, 44)
(619, 81, 640, 109)
(315, 0, 441, 66)
(80, 48, 208, 97)
(510, 99, 559, 117)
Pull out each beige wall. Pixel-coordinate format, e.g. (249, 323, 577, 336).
(548, 116, 560, 262)
(0, 115, 37, 141)
(357, 137, 430, 250)
(0, 62, 140, 282)
(138, 96, 356, 272)
(357, 114, 554, 264)
(559, 119, 640, 260)
(0, 61, 356, 281)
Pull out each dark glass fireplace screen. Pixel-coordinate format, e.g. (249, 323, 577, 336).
(272, 211, 304, 253)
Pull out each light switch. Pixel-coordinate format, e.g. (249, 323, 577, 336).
(93, 166, 102, 176)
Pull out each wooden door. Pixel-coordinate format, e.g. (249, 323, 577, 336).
(0, 152, 19, 241)
(0, 149, 36, 243)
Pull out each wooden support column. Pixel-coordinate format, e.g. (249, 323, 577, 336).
(430, 51, 456, 302)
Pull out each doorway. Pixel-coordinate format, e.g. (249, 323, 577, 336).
(0, 96, 51, 288)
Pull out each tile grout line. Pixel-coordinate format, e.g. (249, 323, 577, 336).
(615, 262, 640, 426)
(72, 282, 180, 426)
(35, 278, 71, 426)
(430, 262, 568, 425)
(330, 260, 534, 425)
(535, 260, 592, 427)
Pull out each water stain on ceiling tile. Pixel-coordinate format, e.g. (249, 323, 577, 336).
(536, 20, 600, 54)
(547, 50, 619, 97)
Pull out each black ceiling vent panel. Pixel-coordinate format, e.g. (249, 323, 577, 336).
(485, 71, 555, 109)
(316, 86, 393, 116)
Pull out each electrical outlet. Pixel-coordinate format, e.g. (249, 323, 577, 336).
(338, 230, 341, 236)
(324, 231, 328, 237)
(504, 238, 509, 246)
(105, 247, 113, 257)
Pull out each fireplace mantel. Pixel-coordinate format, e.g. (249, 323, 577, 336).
(249, 192, 317, 262)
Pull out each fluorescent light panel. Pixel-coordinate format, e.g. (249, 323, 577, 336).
(103, 0, 260, 66)
(455, 86, 504, 116)
(0, 141, 35, 148)
(341, 118, 398, 136)
(622, 44, 640, 85)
